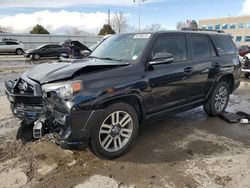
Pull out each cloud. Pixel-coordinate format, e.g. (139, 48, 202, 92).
(0, 10, 109, 34)
(240, 0, 250, 15)
(0, 0, 160, 8)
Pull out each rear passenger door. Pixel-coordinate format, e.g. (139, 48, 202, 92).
(188, 34, 217, 100)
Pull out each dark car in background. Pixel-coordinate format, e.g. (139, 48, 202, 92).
(24, 44, 70, 60)
(238, 45, 250, 57)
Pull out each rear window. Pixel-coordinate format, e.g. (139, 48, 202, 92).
(190, 35, 211, 59)
(211, 35, 236, 55)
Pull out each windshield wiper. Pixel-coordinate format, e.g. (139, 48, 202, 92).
(88, 56, 121, 61)
(98, 57, 122, 61)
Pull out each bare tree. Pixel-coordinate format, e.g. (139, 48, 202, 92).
(176, 20, 198, 30)
(111, 12, 128, 34)
(189, 20, 198, 30)
(66, 27, 92, 36)
(0, 25, 12, 33)
(176, 21, 186, 30)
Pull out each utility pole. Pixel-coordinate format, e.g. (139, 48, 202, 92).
(108, 9, 110, 25)
(133, 0, 146, 31)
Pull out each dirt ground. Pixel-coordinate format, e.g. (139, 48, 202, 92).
(0, 60, 250, 188)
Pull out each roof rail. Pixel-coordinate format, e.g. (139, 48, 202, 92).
(180, 27, 225, 33)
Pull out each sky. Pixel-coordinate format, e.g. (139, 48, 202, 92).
(0, 0, 249, 34)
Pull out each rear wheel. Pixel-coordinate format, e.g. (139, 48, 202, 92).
(203, 81, 230, 116)
(90, 103, 139, 159)
(15, 48, 23, 55)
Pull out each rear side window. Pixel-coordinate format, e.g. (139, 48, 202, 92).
(212, 35, 236, 55)
(152, 35, 188, 62)
(6, 41, 19, 45)
(190, 35, 211, 59)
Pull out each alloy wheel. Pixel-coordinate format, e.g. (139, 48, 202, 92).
(99, 111, 133, 152)
(214, 86, 228, 112)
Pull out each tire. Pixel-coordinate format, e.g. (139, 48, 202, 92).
(15, 48, 23, 55)
(203, 81, 230, 116)
(90, 102, 139, 159)
(244, 73, 250, 78)
(33, 53, 40, 60)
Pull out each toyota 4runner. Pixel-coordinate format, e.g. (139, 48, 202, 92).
(5, 30, 241, 159)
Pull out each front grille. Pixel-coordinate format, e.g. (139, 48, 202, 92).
(15, 79, 34, 95)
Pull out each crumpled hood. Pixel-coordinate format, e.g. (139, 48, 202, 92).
(24, 59, 129, 84)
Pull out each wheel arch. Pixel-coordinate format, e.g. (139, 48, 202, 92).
(93, 95, 145, 125)
(206, 73, 235, 100)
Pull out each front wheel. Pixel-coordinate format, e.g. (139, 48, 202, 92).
(90, 103, 139, 159)
(32, 53, 40, 60)
(203, 81, 230, 116)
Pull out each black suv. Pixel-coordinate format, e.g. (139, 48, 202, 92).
(5, 31, 241, 159)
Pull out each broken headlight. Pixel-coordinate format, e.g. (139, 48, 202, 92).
(42, 80, 83, 100)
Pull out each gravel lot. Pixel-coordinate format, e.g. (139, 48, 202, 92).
(0, 57, 250, 188)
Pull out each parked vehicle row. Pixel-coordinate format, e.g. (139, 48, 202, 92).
(0, 38, 92, 60)
(5, 30, 241, 159)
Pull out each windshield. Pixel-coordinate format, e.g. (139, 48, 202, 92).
(90, 33, 151, 61)
(35, 44, 46, 49)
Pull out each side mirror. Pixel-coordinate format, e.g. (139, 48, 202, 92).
(149, 52, 174, 65)
(81, 50, 91, 57)
(42, 48, 46, 51)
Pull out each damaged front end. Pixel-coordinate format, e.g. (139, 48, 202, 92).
(5, 75, 45, 122)
(5, 75, 94, 148)
(5, 75, 60, 140)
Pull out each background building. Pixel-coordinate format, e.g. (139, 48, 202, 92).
(199, 16, 250, 46)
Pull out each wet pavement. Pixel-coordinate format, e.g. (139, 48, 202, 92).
(0, 61, 250, 187)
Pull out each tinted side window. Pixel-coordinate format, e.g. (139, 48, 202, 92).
(152, 35, 188, 62)
(51, 45, 61, 48)
(6, 41, 18, 45)
(212, 35, 236, 55)
(190, 35, 211, 59)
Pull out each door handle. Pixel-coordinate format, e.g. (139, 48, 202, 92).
(184, 67, 194, 74)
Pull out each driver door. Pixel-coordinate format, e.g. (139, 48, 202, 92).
(147, 34, 197, 113)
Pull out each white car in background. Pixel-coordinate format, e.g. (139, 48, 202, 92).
(0, 40, 25, 55)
